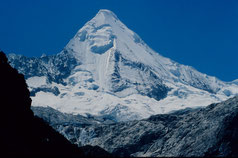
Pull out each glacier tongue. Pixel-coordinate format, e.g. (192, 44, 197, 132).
(8, 9, 238, 121)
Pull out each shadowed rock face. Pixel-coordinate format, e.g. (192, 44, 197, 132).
(0, 51, 111, 157)
(34, 96, 238, 157)
(8, 50, 78, 84)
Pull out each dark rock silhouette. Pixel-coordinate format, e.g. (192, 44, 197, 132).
(0, 51, 111, 157)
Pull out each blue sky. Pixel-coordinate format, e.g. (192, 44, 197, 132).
(0, 0, 237, 81)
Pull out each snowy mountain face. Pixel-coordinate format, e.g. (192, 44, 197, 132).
(232, 79, 238, 85)
(8, 9, 238, 121)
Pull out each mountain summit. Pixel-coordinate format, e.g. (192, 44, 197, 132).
(8, 9, 238, 121)
(91, 9, 119, 23)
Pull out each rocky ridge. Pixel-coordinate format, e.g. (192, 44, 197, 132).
(33, 96, 238, 157)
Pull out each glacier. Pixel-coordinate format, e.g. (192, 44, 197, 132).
(8, 9, 238, 121)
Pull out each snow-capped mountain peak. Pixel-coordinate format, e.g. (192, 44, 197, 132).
(64, 10, 169, 99)
(8, 9, 238, 121)
(91, 9, 119, 25)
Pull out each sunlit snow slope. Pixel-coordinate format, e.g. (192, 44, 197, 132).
(8, 9, 238, 121)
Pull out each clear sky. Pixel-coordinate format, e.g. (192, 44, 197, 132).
(0, 0, 237, 81)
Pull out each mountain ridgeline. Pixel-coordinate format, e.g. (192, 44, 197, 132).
(8, 50, 78, 84)
(0, 51, 111, 157)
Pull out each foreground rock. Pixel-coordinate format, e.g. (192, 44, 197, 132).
(34, 96, 238, 157)
(0, 51, 111, 157)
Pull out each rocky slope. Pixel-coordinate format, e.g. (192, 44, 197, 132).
(33, 96, 238, 157)
(32, 106, 116, 126)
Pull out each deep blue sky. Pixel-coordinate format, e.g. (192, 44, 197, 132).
(0, 0, 237, 81)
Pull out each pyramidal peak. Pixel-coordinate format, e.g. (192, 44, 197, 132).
(82, 9, 122, 29)
(66, 9, 149, 62)
(96, 9, 119, 21)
